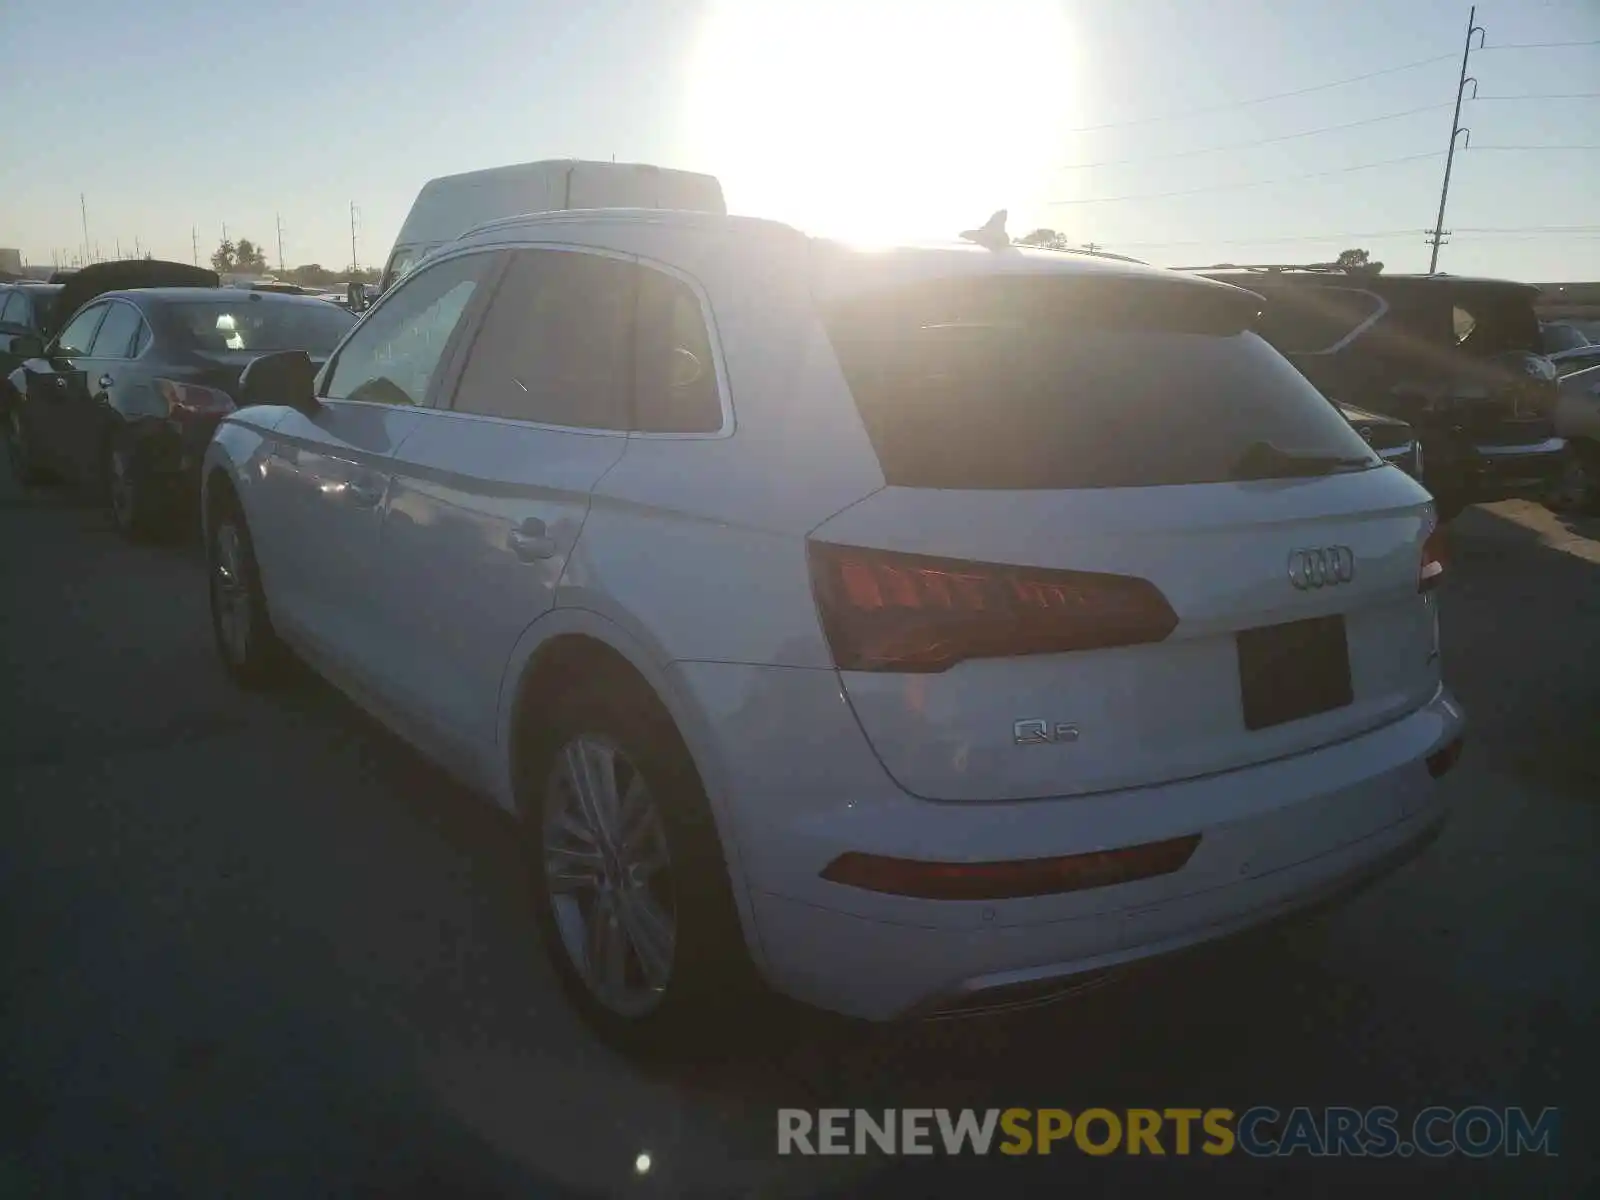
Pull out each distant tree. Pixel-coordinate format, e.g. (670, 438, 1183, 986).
(210, 239, 236, 273)
(1017, 227, 1071, 251)
(1335, 247, 1383, 273)
(234, 238, 268, 272)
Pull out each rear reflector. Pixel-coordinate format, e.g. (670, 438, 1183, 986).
(1426, 736, 1463, 778)
(820, 835, 1201, 901)
(807, 542, 1178, 673)
(156, 377, 236, 419)
(1419, 525, 1447, 593)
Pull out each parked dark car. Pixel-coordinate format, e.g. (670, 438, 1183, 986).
(1550, 342, 1600, 378)
(1334, 400, 1424, 480)
(1191, 264, 1563, 519)
(1541, 319, 1592, 356)
(0, 281, 65, 390)
(4, 260, 355, 539)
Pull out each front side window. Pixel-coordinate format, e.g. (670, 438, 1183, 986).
(54, 304, 108, 356)
(0, 292, 21, 325)
(89, 302, 143, 359)
(324, 253, 488, 406)
(451, 249, 633, 429)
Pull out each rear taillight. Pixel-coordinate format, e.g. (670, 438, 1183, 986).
(156, 378, 236, 419)
(1419, 525, 1447, 593)
(807, 542, 1178, 673)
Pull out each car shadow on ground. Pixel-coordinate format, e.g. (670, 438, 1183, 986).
(3, 474, 1594, 1198)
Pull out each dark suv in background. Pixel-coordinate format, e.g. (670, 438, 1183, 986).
(1193, 264, 1563, 519)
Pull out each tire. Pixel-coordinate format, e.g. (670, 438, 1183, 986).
(1548, 441, 1600, 515)
(106, 432, 169, 541)
(519, 672, 756, 1057)
(206, 489, 286, 688)
(6, 405, 49, 485)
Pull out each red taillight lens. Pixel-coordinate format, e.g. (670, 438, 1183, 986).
(820, 835, 1202, 901)
(807, 542, 1178, 673)
(156, 378, 236, 419)
(1419, 525, 1447, 593)
(1426, 736, 1463, 779)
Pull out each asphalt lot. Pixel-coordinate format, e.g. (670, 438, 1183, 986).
(2, 458, 1596, 1199)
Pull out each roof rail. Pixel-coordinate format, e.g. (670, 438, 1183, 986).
(1057, 246, 1147, 265)
(1172, 261, 1385, 276)
(1171, 261, 1345, 273)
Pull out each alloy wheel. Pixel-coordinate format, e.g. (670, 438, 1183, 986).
(211, 520, 253, 664)
(542, 735, 676, 1018)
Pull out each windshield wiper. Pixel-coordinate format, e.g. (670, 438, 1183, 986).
(1229, 441, 1376, 481)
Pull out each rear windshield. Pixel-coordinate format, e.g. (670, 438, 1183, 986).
(822, 275, 1378, 489)
(1381, 287, 1543, 359)
(167, 299, 355, 354)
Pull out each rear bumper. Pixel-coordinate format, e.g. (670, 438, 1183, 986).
(133, 416, 224, 501)
(1426, 433, 1565, 502)
(673, 659, 1465, 1021)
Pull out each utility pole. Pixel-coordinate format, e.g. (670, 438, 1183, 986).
(192, 226, 199, 266)
(116, 238, 123, 259)
(80, 194, 90, 265)
(349, 202, 359, 274)
(1427, 5, 1486, 274)
(276, 212, 286, 272)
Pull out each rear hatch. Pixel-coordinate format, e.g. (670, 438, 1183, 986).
(809, 262, 1440, 802)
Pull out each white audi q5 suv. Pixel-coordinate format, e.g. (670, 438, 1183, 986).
(201, 209, 1465, 1048)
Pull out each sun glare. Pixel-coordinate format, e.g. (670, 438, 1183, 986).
(686, 0, 1079, 243)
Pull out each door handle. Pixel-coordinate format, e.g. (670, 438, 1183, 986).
(508, 517, 557, 561)
(98, 374, 114, 389)
(344, 479, 384, 508)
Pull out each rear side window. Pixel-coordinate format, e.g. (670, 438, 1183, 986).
(1254, 286, 1383, 354)
(633, 267, 722, 433)
(452, 249, 634, 429)
(823, 275, 1376, 490)
(0, 292, 21, 324)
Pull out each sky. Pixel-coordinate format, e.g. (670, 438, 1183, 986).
(1, 0, 1596, 280)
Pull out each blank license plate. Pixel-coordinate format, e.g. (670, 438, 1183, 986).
(1236, 615, 1353, 731)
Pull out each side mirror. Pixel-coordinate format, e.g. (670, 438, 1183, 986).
(240, 350, 320, 416)
(7, 333, 44, 360)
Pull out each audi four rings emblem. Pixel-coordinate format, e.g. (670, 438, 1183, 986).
(1288, 546, 1355, 589)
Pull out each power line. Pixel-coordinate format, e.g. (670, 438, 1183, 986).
(1048, 151, 1442, 206)
(1059, 103, 1450, 170)
(1477, 39, 1600, 50)
(1060, 52, 1456, 132)
(1468, 144, 1600, 151)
